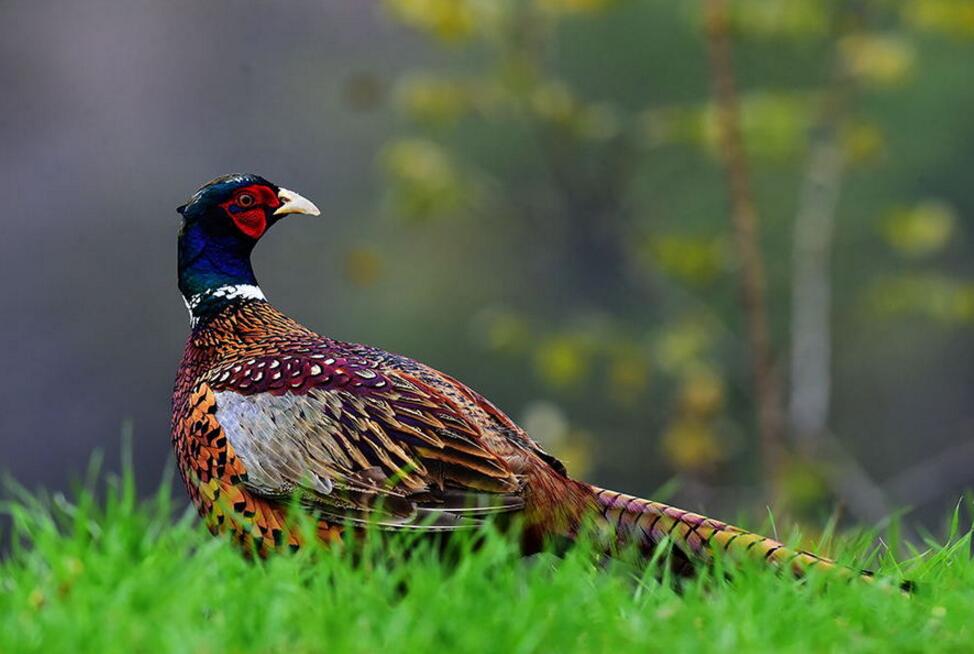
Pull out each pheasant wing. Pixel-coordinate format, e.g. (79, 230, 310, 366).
(206, 350, 523, 529)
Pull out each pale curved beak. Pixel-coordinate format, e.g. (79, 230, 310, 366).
(274, 188, 320, 217)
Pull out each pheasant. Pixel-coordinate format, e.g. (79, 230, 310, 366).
(172, 173, 854, 580)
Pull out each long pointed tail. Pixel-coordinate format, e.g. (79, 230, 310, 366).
(590, 485, 864, 581)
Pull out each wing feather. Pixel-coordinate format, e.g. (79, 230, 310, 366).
(207, 353, 523, 529)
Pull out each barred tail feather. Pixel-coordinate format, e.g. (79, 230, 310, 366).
(591, 485, 864, 581)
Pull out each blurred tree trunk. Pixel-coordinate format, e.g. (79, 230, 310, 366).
(789, 114, 844, 446)
(704, 0, 786, 497)
(788, 5, 863, 450)
(788, 7, 893, 523)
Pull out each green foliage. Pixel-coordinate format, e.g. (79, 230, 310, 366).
(839, 33, 916, 87)
(881, 201, 957, 258)
(373, 0, 974, 501)
(904, 0, 974, 38)
(381, 138, 481, 221)
(384, 0, 500, 43)
(645, 91, 818, 161)
(2, 469, 973, 653)
(727, 0, 830, 38)
(868, 273, 974, 323)
(641, 233, 729, 286)
(661, 366, 728, 474)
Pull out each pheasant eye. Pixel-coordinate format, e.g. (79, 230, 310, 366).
(236, 193, 256, 208)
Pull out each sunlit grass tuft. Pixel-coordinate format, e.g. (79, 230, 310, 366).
(1, 462, 972, 653)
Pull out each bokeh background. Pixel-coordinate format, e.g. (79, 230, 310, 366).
(3, 0, 974, 535)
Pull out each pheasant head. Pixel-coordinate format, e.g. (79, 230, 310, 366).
(176, 174, 319, 325)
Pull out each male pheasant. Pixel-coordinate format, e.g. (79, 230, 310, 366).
(172, 173, 849, 579)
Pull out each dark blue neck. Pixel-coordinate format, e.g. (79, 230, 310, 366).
(178, 222, 262, 321)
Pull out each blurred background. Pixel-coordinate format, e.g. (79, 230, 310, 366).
(2, 0, 973, 536)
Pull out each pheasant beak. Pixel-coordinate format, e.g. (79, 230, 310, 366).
(273, 188, 321, 217)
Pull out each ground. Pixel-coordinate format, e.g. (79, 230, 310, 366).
(2, 466, 972, 654)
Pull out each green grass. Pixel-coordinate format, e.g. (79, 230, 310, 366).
(2, 462, 973, 654)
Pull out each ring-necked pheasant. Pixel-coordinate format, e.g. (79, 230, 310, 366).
(172, 173, 852, 580)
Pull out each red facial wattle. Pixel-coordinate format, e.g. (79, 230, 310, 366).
(220, 184, 282, 239)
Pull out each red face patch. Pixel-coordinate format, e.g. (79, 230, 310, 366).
(220, 184, 282, 239)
